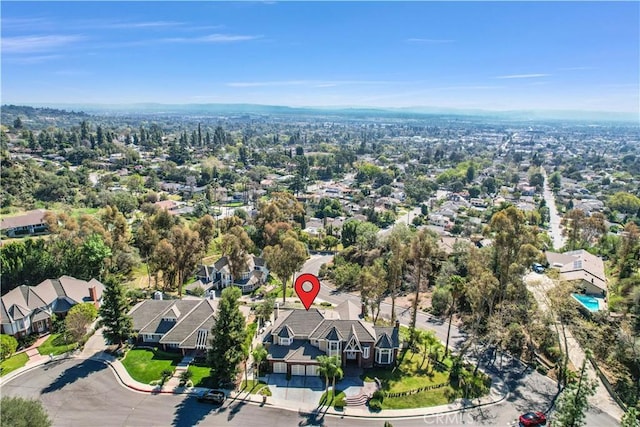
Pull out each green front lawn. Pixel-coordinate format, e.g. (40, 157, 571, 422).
(362, 350, 451, 393)
(121, 348, 182, 384)
(188, 363, 216, 388)
(38, 333, 78, 356)
(319, 389, 346, 408)
(381, 386, 455, 409)
(240, 379, 272, 396)
(0, 352, 29, 376)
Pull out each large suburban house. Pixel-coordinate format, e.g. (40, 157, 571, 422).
(0, 209, 49, 238)
(129, 298, 251, 355)
(0, 276, 104, 337)
(545, 249, 607, 296)
(196, 255, 269, 294)
(263, 301, 401, 376)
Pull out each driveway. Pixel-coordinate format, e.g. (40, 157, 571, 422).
(266, 374, 324, 406)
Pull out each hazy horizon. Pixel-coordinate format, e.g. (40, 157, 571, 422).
(2, 2, 639, 114)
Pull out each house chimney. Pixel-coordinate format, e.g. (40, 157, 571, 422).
(275, 302, 279, 320)
(394, 320, 400, 330)
(361, 303, 366, 318)
(89, 286, 98, 308)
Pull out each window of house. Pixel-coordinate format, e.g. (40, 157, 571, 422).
(363, 346, 370, 359)
(328, 340, 340, 356)
(279, 337, 292, 346)
(376, 348, 392, 364)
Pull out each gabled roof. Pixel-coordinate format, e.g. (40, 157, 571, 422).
(374, 326, 400, 349)
(335, 300, 360, 320)
(278, 325, 294, 338)
(161, 299, 217, 345)
(0, 209, 48, 230)
(545, 250, 607, 291)
(325, 326, 343, 341)
(344, 324, 362, 352)
(375, 333, 394, 349)
(129, 300, 200, 334)
(268, 340, 325, 362)
(272, 309, 325, 338)
(310, 319, 377, 343)
(0, 275, 101, 322)
(214, 256, 229, 271)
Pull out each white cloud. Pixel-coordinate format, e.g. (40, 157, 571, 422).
(2, 35, 84, 53)
(163, 33, 262, 43)
(496, 73, 550, 79)
(2, 54, 63, 64)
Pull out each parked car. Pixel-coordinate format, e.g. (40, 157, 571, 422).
(519, 411, 547, 426)
(532, 263, 545, 274)
(197, 389, 226, 405)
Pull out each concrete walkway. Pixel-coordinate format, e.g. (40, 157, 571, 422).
(525, 273, 625, 421)
(2, 327, 510, 420)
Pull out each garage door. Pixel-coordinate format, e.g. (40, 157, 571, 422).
(273, 362, 287, 374)
(291, 365, 306, 376)
(306, 365, 318, 376)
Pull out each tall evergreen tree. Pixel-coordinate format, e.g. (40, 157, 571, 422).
(99, 276, 133, 346)
(208, 287, 247, 388)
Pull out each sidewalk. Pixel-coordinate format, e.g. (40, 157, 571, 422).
(2, 327, 510, 420)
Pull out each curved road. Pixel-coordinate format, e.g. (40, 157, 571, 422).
(1, 256, 617, 426)
(3, 356, 616, 426)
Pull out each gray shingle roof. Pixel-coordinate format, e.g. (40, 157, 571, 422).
(310, 320, 376, 343)
(278, 325, 294, 338)
(130, 300, 200, 334)
(268, 340, 325, 362)
(324, 326, 343, 341)
(335, 300, 360, 320)
(374, 327, 400, 348)
(161, 300, 217, 345)
(272, 309, 325, 338)
(214, 256, 229, 271)
(375, 333, 393, 349)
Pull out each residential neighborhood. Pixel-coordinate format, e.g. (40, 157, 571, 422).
(1, 2, 638, 425)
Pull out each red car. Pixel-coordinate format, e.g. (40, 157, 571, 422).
(519, 412, 547, 426)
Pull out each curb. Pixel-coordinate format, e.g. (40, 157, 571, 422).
(2, 353, 510, 420)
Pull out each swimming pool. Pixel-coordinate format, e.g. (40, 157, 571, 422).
(571, 293, 603, 312)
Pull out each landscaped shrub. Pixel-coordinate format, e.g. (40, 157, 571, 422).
(160, 368, 173, 385)
(17, 334, 37, 350)
(368, 398, 382, 411)
(180, 370, 193, 385)
(191, 286, 205, 297)
(334, 395, 346, 409)
(372, 390, 385, 402)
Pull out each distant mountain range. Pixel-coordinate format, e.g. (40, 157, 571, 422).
(4, 103, 638, 124)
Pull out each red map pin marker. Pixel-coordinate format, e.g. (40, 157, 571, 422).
(294, 273, 321, 311)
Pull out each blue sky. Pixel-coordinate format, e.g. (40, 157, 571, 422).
(2, 1, 639, 113)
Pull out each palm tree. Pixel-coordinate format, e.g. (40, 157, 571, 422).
(317, 355, 335, 392)
(445, 275, 466, 357)
(330, 361, 344, 399)
(317, 355, 343, 402)
(252, 345, 268, 381)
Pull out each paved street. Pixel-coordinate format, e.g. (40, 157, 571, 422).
(2, 356, 618, 426)
(541, 169, 566, 250)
